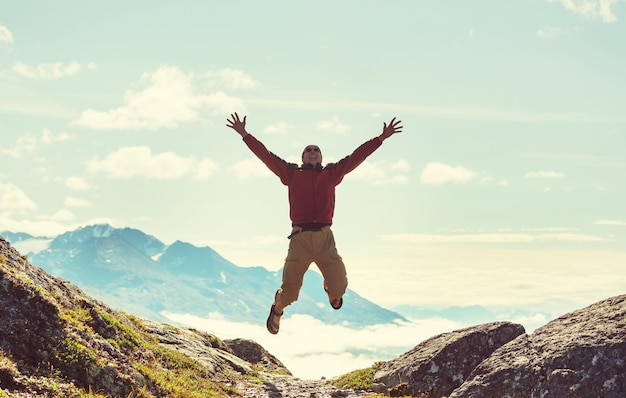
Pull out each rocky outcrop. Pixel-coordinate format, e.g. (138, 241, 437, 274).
(368, 295, 626, 397)
(373, 321, 525, 397)
(224, 338, 292, 375)
(450, 294, 626, 398)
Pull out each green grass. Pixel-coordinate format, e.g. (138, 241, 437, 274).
(52, 298, 238, 397)
(134, 344, 239, 398)
(331, 361, 384, 390)
(330, 362, 416, 398)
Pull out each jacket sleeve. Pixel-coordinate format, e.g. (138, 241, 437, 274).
(243, 134, 295, 185)
(327, 137, 383, 184)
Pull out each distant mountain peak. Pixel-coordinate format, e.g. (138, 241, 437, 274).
(53, 223, 115, 244)
(79, 223, 116, 237)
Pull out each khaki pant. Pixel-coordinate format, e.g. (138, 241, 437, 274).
(274, 226, 347, 311)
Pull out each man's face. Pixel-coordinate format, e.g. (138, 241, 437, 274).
(302, 145, 322, 166)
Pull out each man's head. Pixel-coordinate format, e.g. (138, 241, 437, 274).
(302, 145, 322, 166)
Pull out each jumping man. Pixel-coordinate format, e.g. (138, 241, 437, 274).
(226, 113, 403, 334)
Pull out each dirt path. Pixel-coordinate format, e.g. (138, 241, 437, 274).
(235, 374, 379, 397)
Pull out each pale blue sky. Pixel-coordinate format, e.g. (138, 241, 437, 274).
(2, 0, 626, 326)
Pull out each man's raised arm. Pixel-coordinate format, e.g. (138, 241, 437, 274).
(226, 113, 293, 184)
(329, 117, 404, 177)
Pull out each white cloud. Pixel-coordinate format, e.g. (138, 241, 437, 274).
(233, 157, 275, 179)
(316, 116, 352, 134)
(0, 183, 37, 211)
(3, 135, 37, 158)
(0, 217, 124, 239)
(381, 232, 606, 244)
(524, 171, 565, 179)
(12, 61, 81, 79)
(86, 146, 216, 180)
(478, 176, 508, 185)
(204, 68, 258, 90)
(73, 66, 197, 130)
(71, 66, 244, 130)
(194, 158, 219, 180)
(0, 25, 14, 44)
(537, 26, 567, 39)
(347, 160, 410, 185)
(0, 218, 73, 238)
(10, 238, 53, 254)
(523, 227, 575, 232)
(200, 91, 246, 117)
(347, 161, 385, 181)
(420, 162, 478, 185)
(595, 219, 626, 226)
(64, 197, 92, 208)
(51, 209, 75, 222)
(547, 0, 620, 23)
(41, 128, 70, 143)
(538, 233, 605, 241)
(0, 215, 128, 237)
(264, 121, 291, 135)
(17, 136, 38, 153)
(65, 177, 90, 190)
(1, 129, 70, 158)
(391, 159, 411, 173)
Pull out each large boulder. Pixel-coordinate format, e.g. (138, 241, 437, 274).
(374, 321, 525, 397)
(451, 294, 626, 397)
(224, 338, 292, 375)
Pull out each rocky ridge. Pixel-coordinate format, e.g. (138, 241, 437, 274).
(2, 235, 625, 397)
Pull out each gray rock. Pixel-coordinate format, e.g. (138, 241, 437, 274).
(371, 382, 388, 394)
(224, 338, 292, 375)
(141, 320, 255, 376)
(374, 321, 525, 397)
(450, 294, 626, 398)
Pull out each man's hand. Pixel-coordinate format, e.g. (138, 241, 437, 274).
(226, 112, 248, 137)
(379, 117, 403, 141)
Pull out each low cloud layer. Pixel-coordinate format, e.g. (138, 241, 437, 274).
(163, 312, 463, 379)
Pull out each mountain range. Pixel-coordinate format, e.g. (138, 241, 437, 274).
(1, 224, 405, 327)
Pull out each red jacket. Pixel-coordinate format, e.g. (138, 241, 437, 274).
(244, 134, 383, 226)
